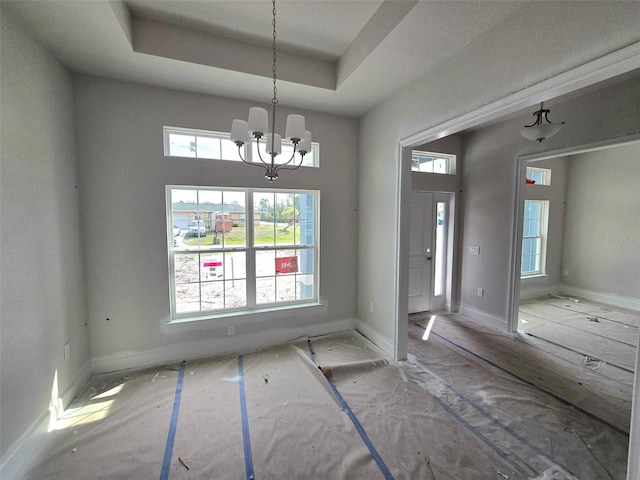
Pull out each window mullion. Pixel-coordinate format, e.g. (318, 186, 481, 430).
(246, 190, 257, 308)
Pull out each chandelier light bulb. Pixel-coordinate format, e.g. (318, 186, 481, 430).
(521, 102, 565, 142)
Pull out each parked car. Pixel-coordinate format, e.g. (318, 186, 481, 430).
(187, 220, 206, 237)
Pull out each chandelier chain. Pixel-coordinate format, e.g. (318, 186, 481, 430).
(272, 0, 278, 107)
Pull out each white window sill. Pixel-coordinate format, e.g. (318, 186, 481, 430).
(520, 273, 548, 280)
(163, 301, 327, 333)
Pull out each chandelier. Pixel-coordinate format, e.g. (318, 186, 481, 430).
(520, 102, 565, 142)
(230, 0, 311, 181)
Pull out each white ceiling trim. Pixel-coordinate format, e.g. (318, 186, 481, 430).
(337, 0, 418, 88)
(131, 15, 337, 90)
(401, 41, 640, 147)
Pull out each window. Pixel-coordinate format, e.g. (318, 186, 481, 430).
(521, 200, 549, 276)
(164, 127, 241, 160)
(525, 166, 551, 185)
(167, 186, 319, 320)
(164, 126, 319, 168)
(411, 151, 456, 174)
(433, 201, 447, 296)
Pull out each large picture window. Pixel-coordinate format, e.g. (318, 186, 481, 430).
(167, 186, 319, 320)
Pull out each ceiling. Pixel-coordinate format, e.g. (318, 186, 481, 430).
(3, 0, 530, 117)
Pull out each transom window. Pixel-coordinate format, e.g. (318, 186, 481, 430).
(167, 186, 319, 320)
(521, 200, 549, 276)
(411, 151, 456, 174)
(164, 126, 319, 168)
(525, 166, 552, 185)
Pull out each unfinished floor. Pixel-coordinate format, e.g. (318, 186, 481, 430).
(25, 298, 636, 479)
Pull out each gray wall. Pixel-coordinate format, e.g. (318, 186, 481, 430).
(357, 1, 640, 346)
(460, 77, 640, 326)
(562, 143, 640, 301)
(0, 9, 90, 460)
(411, 135, 462, 193)
(519, 156, 568, 299)
(73, 75, 359, 371)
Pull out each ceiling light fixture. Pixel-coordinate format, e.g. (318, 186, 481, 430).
(520, 102, 565, 142)
(230, 0, 311, 182)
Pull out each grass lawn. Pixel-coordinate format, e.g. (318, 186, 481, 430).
(183, 224, 295, 246)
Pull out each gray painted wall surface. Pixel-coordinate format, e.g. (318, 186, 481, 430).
(358, 1, 640, 344)
(562, 143, 640, 300)
(1, 9, 90, 459)
(73, 75, 359, 370)
(411, 135, 462, 193)
(460, 78, 640, 325)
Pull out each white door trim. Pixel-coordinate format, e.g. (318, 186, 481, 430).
(394, 40, 640, 359)
(393, 44, 640, 480)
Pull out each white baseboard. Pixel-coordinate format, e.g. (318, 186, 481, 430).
(557, 284, 640, 312)
(519, 284, 561, 301)
(355, 319, 394, 357)
(0, 360, 92, 480)
(92, 317, 356, 374)
(459, 304, 508, 332)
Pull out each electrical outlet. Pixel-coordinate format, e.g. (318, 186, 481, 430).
(227, 325, 235, 336)
(370, 302, 374, 312)
(64, 342, 70, 360)
(469, 246, 480, 255)
(477, 288, 484, 297)
(563, 269, 569, 276)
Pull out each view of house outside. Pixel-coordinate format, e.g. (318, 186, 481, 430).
(168, 187, 318, 317)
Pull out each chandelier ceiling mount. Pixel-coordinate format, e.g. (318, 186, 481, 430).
(230, 0, 311, 181)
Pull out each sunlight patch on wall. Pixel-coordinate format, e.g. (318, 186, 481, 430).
(47, 371, 122, 432)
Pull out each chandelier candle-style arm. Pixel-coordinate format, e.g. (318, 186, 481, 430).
(229, 0, 311, 181)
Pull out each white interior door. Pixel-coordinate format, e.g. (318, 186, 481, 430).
(408, 192, 434, 313)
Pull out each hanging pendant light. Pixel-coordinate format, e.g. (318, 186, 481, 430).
(520, 102, 565, 142)
(230, 0, 311, 181)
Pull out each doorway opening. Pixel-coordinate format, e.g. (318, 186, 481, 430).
(409, 191, 454, 314)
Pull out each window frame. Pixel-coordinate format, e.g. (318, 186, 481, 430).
(411, 150, 456, 174)
(525, 166, 552, 186)
(166, 185, 320, 322)
(521, 199, 549, 277)
(164, 126, 320, 168)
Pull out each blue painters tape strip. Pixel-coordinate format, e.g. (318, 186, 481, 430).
(160, 362, 186, 480)
(524, 331, 634, 374)
(307, 340, 394, 480)
(545, 302, 638, 329)
(323, 372, 395, 480)
(307, 339, 316, 364)
(238, 356, 255, 480)
(444, 380, 575, 476)
(414, 322, 628, 437)
(432, 396, 531, 477)
(519, 310, 636, 347)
